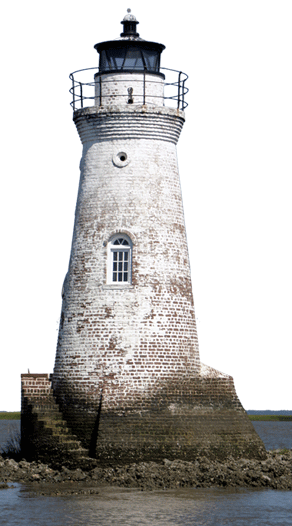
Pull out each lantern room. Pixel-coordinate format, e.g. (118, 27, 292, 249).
(94, 9, 165, 76)
(69, 9, 188, 111)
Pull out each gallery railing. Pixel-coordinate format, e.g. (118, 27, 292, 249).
(69, 67, 188, 111)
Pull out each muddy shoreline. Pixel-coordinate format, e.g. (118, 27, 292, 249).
(1, 450, 292, 494)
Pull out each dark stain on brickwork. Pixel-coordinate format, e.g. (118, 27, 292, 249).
(89, 389, 103, 458)
(43, 370, 267, 466)
(108, 335, 118, 350)
(59, 311, 64, 330)
(104, 307, 113, 318)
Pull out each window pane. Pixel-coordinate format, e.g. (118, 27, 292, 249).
(142, 49, 159, 71)
(110, 238, 131, 284)
(124, 48, 144, 70)
(110, 48, 126, 69)
(113, 238, 129, 245)
(100, 50, 111, 71)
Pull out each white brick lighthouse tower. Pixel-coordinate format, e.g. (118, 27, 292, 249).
(21, 11, 265, 465)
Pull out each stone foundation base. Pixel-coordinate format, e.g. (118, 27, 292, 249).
(93, 408, 266, 465)
(21, 374, 93, 469)
(21, 366, 266, 467)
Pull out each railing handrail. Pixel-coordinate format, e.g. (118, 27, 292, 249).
(69, 67, 188, 112)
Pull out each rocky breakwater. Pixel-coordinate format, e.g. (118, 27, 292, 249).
(1, 450, 292, 493)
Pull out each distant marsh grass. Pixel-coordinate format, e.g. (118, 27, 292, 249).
(248, 415, 292, 421)
(0, 412, 20, 420)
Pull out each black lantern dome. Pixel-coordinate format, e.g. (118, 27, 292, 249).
(94, 9, 165, 76)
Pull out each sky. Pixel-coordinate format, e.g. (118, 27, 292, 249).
(1, 0, 291, 411)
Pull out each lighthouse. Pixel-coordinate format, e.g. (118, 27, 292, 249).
(21, 10, 266, 465)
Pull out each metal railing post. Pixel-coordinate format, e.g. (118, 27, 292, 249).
(71, 75, 75, 112)
(80, 82, 83, 108)
(182, 78, 186, 109)
(143, 68, 146, 105)
(178, 71, 182, 109)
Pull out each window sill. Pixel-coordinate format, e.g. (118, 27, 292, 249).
(102, 284, 134, 290)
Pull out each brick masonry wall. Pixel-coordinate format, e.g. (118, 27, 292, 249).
(21, 373, 266, 464)
(21, 374, 52, 454)
(94, 72, 165, 106)
(21, 374, 93, 467)
(53, 106, 200, 419)
(21, 373, 52, 404)
(49, 102, 266, 462)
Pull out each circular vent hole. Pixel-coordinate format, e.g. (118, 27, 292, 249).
(113, 151, 130, 168)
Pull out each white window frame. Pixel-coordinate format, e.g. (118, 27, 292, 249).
(107, 234, 132, 285)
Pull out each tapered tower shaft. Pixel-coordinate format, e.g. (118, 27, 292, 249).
(49, 11, 266, 464)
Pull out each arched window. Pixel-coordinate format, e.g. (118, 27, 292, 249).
(107, 234, 132, 284)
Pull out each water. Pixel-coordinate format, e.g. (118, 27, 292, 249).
(1, 420, 292, 525)
(1, 484, 292, 525)
(0, 421, 20, 450)
(252, 421, 292, 450)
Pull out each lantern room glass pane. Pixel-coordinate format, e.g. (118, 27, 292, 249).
(99, 46, 161, 73)
(112, 49, 125, 69)
(124, 48, 144, 70)
(100, 50, 111, 71)
(142, 49, 160, 71)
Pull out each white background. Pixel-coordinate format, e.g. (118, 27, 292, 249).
(1, 0, 291, 411)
